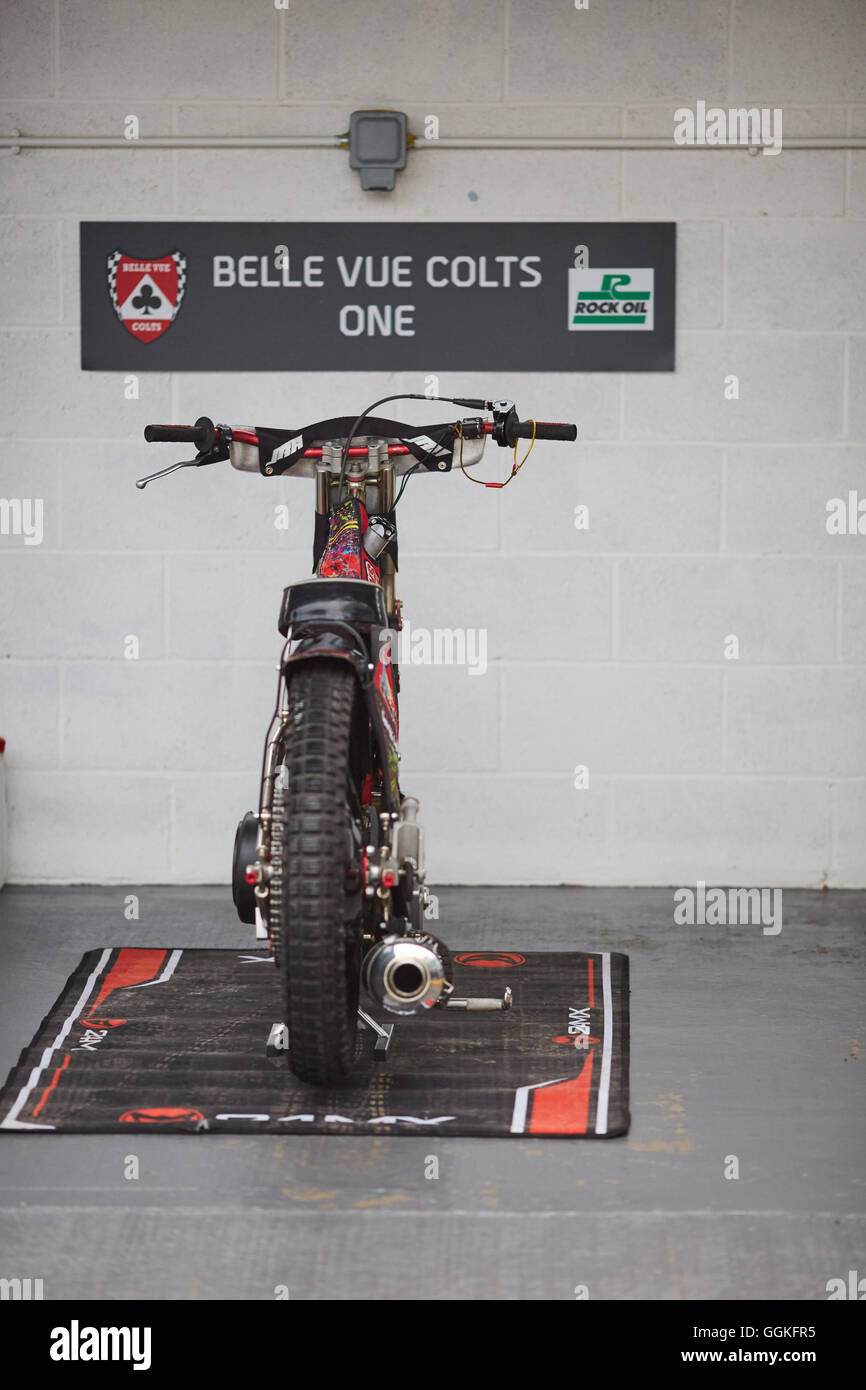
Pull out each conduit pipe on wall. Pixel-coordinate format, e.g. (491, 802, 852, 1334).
(1, 134, 864, 153)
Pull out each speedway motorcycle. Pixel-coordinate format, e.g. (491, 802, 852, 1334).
(138, 395, 576, 1084)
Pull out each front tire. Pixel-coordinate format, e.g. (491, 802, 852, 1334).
(273, 661, 365, 1086)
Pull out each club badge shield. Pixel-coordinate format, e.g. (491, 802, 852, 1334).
(106, 250, 187, 343)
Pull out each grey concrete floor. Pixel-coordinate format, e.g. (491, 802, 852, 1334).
(0, 884, 863, 1301)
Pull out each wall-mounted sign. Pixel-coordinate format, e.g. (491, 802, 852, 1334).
(81, 222, 675, 372)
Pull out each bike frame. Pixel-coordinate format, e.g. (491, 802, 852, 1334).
(250, 431, 421, 948)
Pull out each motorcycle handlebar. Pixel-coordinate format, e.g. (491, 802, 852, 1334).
(140, 409, 578, 473)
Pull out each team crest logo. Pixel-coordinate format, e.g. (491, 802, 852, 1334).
(106, 249, 186, 343)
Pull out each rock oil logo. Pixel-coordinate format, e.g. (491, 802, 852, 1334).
(568, 268, 654, 331)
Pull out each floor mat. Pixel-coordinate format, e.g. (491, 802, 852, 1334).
(0, 947, 630, 1137)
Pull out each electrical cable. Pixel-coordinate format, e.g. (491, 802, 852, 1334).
(392, 462, 421, 508)
(337, 393, 490, 500)
(338, 393, 428, 500)
(457, 419, 537, 487)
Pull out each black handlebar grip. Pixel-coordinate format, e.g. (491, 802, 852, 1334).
(144, 416, 216, 451)
(144, 424, 200, 443)
(515, 420, 577, 442)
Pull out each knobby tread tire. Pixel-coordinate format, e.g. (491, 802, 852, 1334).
(276, 661, 362, 1086)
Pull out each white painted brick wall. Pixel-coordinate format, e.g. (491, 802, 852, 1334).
(0, 1, 863, 886)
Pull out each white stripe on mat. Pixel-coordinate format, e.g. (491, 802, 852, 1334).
(0, 948, 113, 1131)
(509, 1076, 567, 1134)
(594, 951, 613, 1135)
(126, 948, 182, 988)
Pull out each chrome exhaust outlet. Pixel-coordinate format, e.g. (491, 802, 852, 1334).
(361, 935, 447, 1015)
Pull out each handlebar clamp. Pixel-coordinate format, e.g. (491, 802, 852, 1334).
(491, 401, 520, 448)
(458, 416, 486, 441)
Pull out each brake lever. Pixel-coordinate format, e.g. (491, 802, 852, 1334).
(135, 455, 201, 490)
(135, 428, 232, 489)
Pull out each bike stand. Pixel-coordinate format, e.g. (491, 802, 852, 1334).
(266, 989, 511, 1067)
(265, 1010, 395, 1066)
(357, 1007, 395, 1061)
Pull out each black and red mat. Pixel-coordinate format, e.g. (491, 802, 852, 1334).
(0, 947, 630, 1138)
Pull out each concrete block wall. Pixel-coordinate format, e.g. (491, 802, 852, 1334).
(0, 0, 864, 886)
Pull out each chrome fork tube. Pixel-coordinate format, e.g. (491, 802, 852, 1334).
(315, 462, 330, 515)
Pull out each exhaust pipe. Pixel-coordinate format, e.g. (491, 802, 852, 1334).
(362, 936, 447, 1015)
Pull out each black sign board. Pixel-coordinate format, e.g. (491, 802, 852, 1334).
(81, 222, 675, 372)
